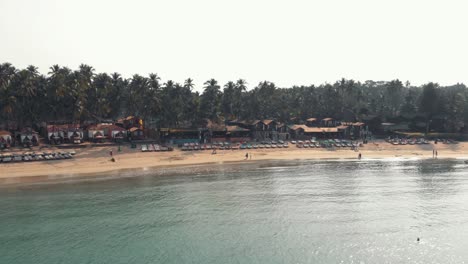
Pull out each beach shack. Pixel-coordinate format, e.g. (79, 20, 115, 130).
(251, 119, 279, 141)
(226, 119, 252, 130)
(0, 130, 12, 149)
(251, 120, 265, 131)
(46, 124, 83, 144)
(276, 123, 290, 140)
(289, 125, 342, 139)
(116, 116, 143, 130)
(160, 128, 201, 145)
(263, 120, 277, 131)
(87, 124, 106, 142)
(129, 127, 144, 140)
(15, 128, 39, 147)
(103, 124, 126, 141)
(46, 125, 62, 144)
(342, 122, 367, 139)
(306, 118, 319, 127)
(87, 124, 126, 142)
(209, 124, 228, 143)
(66, 126, 84, 144)
(226, 125, 251, 142)
(321, 118, 337, 127)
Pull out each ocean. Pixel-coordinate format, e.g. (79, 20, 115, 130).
(1, 159, 468, 263)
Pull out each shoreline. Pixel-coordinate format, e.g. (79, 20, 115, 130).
(1, 140, 467, 186)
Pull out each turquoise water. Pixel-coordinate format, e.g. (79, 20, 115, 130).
(1, 159, 468, 263)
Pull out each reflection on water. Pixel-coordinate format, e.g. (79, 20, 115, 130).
(1, 159, 468, 264)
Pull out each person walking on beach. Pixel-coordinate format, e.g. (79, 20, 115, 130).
(358, 152, 362, 160)
(436, 150, 438, 158)
(245, 153, 249, 160)
(109, 149, 115, 162)
(433, 149, 435, 158)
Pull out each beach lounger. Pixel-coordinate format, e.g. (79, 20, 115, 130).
(141, 144, 148, 152)
(149, 144, 156, 152)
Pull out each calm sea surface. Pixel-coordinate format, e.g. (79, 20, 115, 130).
(1, 159, 468, 264)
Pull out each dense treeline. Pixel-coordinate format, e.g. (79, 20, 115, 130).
(1, 62, 467, 133)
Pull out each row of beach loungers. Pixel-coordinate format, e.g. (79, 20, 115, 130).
(141, 144, 173, 152)
(181, 142, 290, 151)
(385, 138, 458, 145)
(292, 139, 359, 148)
(0, 151, 76, 163)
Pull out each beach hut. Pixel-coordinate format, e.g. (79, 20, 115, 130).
(226, 119, 252, 130)
(116, 116, 143, 130)
(46, 125, 62, 144)
(204, 121, 227, 143)
(276, 123, 290, 140)
(46, 124, 80, 144)
(129, 127, 144, 140)
(87, 124, 106, 142)
(162, 128, 200, 145)
(15, 128, 39, 147)
(289, 125, 342, 139)
(0, 130, 12, 149)
(341, 122, 367, 139)
(101, 124, 126, 141)
(251, 120, 266, 131)
(65, 125, 84, 144)
(226, 125, 251, 142)
(263, 120, 277, 131)
(251, 120, 279, 141)
(321, 118, 336, 127)
(306, 118, 319, 127)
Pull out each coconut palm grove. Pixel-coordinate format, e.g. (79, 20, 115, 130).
(0, 62, 467, 134)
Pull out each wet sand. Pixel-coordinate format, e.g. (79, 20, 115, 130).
(1, 140, 467, 185)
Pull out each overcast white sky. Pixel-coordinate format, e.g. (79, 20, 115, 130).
(1, 0, 467, 90)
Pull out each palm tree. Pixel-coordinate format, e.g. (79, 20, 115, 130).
(222, 81, 236, 119)
(184, 78, 194, 90)
(200, 79, 221, 121)
(0, 63, 17, 122)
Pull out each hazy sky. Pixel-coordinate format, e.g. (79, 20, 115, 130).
(1, 0, 467, 90)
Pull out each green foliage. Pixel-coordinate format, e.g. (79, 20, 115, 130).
(1, 62, 467, 133)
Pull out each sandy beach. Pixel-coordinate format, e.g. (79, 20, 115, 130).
(1, 140, 467, 185)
